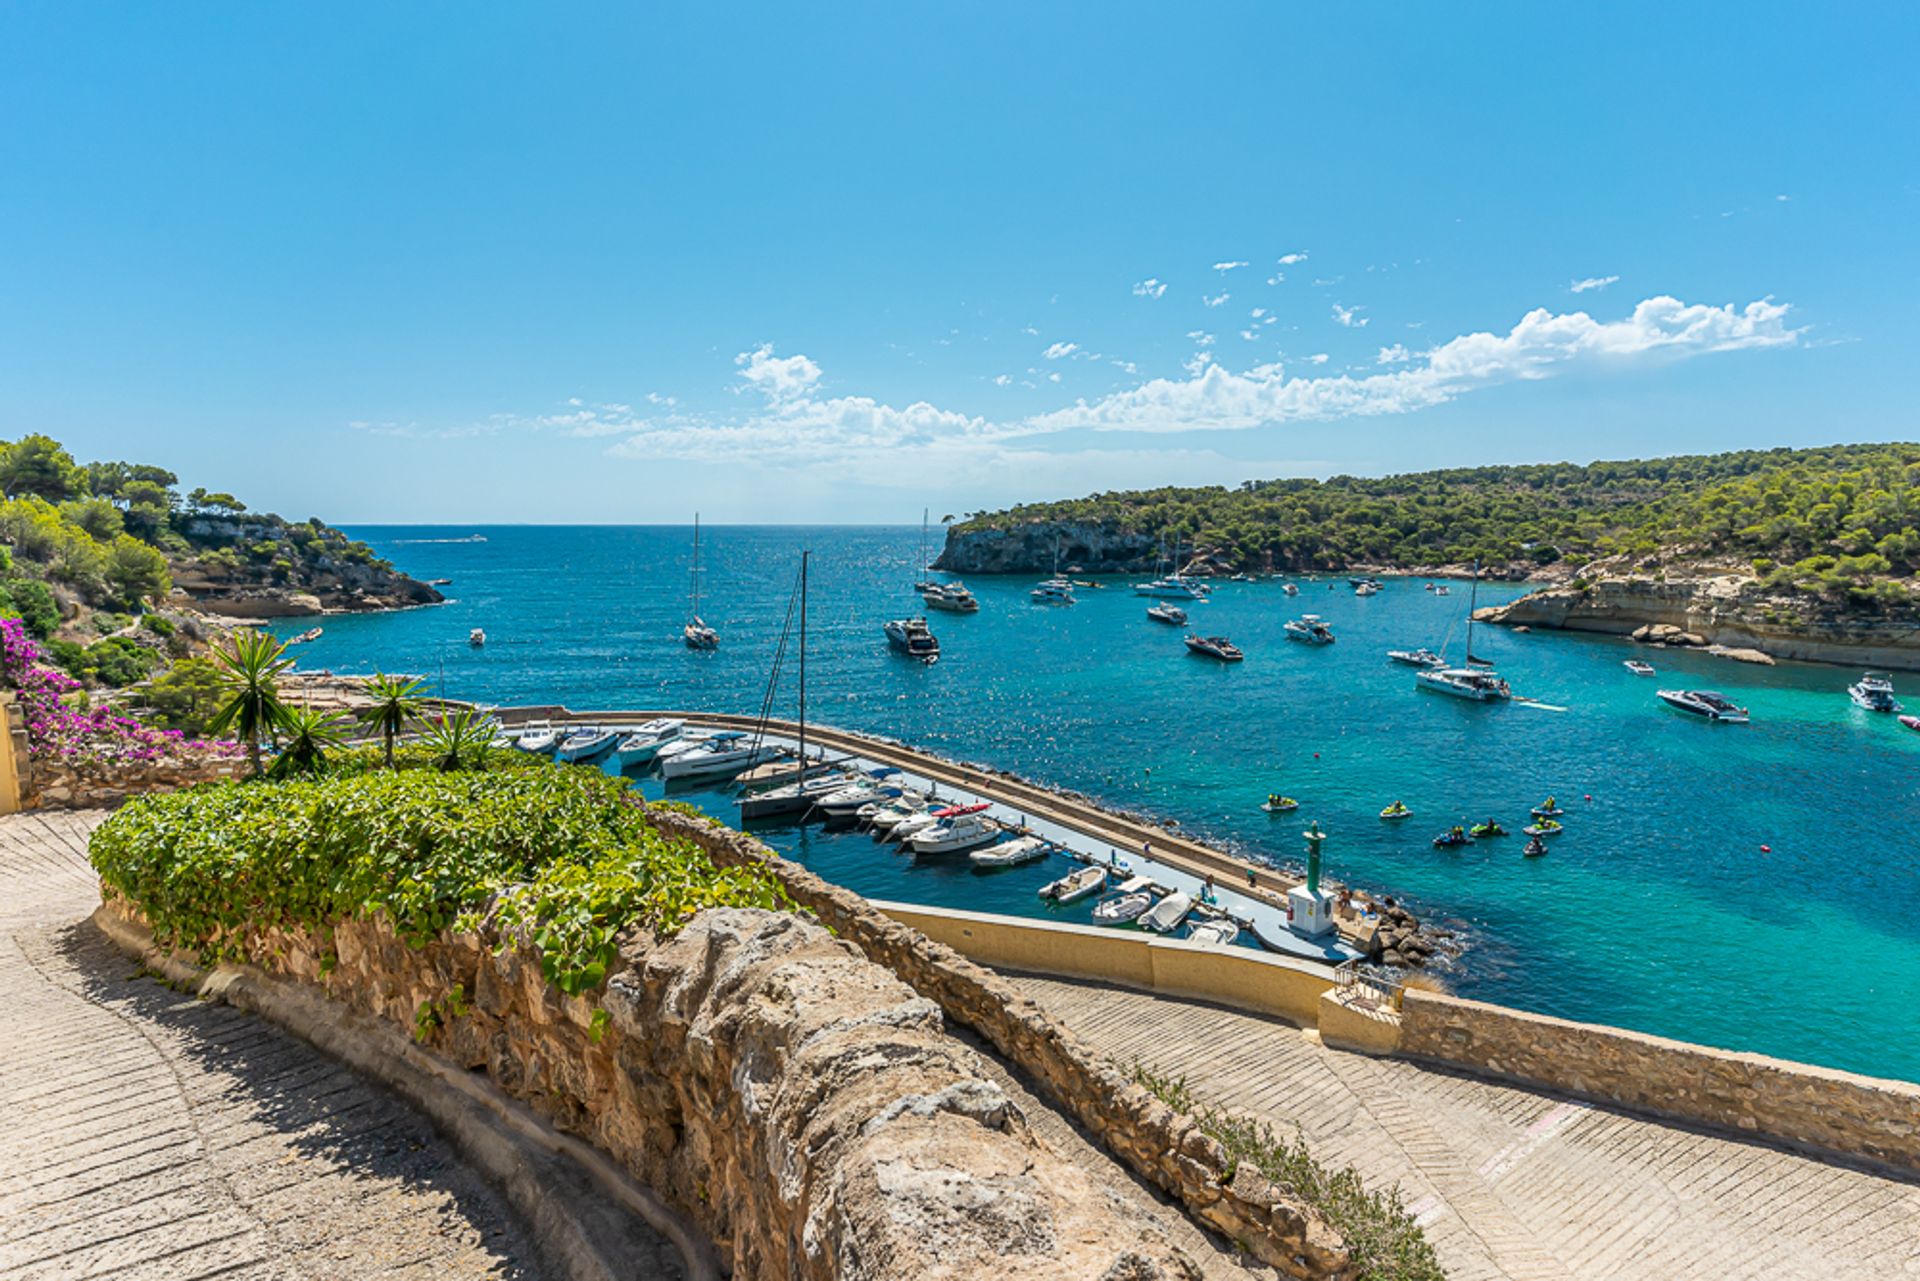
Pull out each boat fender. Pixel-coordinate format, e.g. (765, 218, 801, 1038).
(1285, 902, 1294, 921)
(1760, 845, 1772, 854)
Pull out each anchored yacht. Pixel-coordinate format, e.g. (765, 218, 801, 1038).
(1656, 689, 1750, 723)
(1416, 666, 1513, 701)
(883, 616, 940, 661)
(1283, 614, 1336, 644)
(1849, 673, 1902, 712)
(1184, 634, 1244, 662)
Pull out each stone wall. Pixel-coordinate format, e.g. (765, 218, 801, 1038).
(1399, 989, 1920, 1172)
(24, 755, 247, 810)
(648, 808, 1350, 1277)
(103, 895, 1213, 1281)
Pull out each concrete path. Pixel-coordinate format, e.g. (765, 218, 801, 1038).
(0, 810, 556, 1281)
(1014, 973, 1920, 1281)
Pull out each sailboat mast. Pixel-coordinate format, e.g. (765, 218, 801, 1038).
(1466, 557, 1479, 661)
(798, 550, 808, 770)
(690, 513, 701, 620)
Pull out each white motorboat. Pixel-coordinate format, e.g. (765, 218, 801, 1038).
(468, 628, 486, 646)
(1186, 918, 1240, 947)
(922, 582, 980, 613)
(1139, 891, 1194, 934)
(1039, 865, 1108, 903)
(1283, 614, 1336, 644)
(658, 731, 782, 779)
(908, 812, 1002, 855)
(613, 718, 684, 767)
(513, 723, 558, 754)
(813, 777, 907, 819)
(1091, 877, 1156, 923)
(1624, 659, 1656, 676)
(891, 801, 987, 842)
(555, 726, 620, 763)
(1282, 583, 1300, 596)
(883, 617, 940, 661)
(1849, 673, 1902, 712)
(864, 794, 930, 831)
(1388, 648, 1445, 667)
(1354, 581, 1381, 597)
(1146, 603, 1187, 625)
(1134, 575, 1210, 599)
(1030, 577, 1076, 604)
(969, 835, 1050, 867)
(1657, 689, 1750, 723)
(1416, 667, 1513, 701)
(1184, 634, 1244, 662)
(683, 513, 720, 650)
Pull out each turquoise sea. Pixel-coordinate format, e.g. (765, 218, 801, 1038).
(281, 525, 1920, 1085)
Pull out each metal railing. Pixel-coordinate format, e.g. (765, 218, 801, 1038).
(1335, 959, 1405, 1013)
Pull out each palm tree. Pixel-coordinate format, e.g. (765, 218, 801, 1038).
(266, 705, 353, 779)
(421, 707, 501, 772)
(359, 672, 426, 768)
(206, 629, 293, 777)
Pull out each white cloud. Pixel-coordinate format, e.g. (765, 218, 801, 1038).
(1265, 273, 1286, 286)
(1332, 304, 1369, 328)
(992, 374, 1012, 387)
(1132, 278, 1168, 298)
(1212, 260, 1249, 272)
(734, 343, 822, 400)
(1042, 341, 1078, 360)
(1186, 330, 1216, 347)
(1776, 194, 1791, 202)
(1021, 325, 1040, 336)
(447, 295, 1799, 480)
(1250, 307, 1268, 319)
(1110, 358, 1139, 375)
(1277, 252, 1308, 265)
(1203, 293, 1230, 308)
(1239, 329, 1259, 341)
(1377, 344, 1413, 365)
(1570, 275, 1620, 294)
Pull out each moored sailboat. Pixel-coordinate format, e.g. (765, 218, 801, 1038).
(684, 513, 719, 650)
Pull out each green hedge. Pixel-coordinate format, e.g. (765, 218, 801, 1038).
(89, 765, 793, 994)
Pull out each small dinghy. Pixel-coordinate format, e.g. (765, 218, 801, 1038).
(971, 835, 1050, 868)
(1139, 891, 1195, 934)
(1523, 819, 1563, 837)
(1186, 917, 1240, 947)
(1261, 795, 1299, 813)
(1039, 865, 1108, 903)
(1091, 877, 1156, 923)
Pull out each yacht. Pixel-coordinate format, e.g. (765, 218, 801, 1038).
(1283, 614, 1336, 644)
(736, 772, 851, 821)
(1184, 634, 1244, 662)
(1354, 580, 1381, 597)
(891, 801, 987, 843)
(657, 730, 782, 779)
(613, 718, 684, 767)
(813, 777, 907, 820)
(922, 582, 980, 613)
(1849, 673, 1902, 712)
(969, 835, 1051, 868)
(883, 617, 940, 661)
(1656, 689, 1750, 723)
(683, 513, 720, 650)
(1134, 575, 1210, 599)
(1030, 577, 1076, 604)
(513, 722, 558, 754)
(1416, 666, 1513, 701)
(907, 811, 1002, 855)
(1038, 865, 1108, 902)
(555, 726, 620, 763)
(1146, 603, 1187, 625)
(1139, 890, 1195, 934)
(1388, 648, 1445, 667)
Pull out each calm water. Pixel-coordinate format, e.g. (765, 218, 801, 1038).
(281, 525, 1920, 1083)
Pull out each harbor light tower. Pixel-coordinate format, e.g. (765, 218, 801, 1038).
(1289, 821, 1337, 938)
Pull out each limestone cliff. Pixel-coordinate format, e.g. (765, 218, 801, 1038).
(934, 521, 1166, 574)
(1480, 574, 1920, 671)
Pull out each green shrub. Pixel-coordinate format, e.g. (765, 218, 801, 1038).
(79, 636, 155, 687)
(138, 657, 227, 734)
(6, 577, 59, 637)
(89, 766, 793, 995)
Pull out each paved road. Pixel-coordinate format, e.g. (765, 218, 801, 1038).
(1015, 973, 1920, 1281)
(0, 810, 556, 1281)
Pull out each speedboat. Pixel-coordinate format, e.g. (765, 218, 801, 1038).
(555, 726, 620, 764)
(1283, 615, 1335, 644)
(1091, 877, 1156, 924)
(1432, 829, 1473, 849)
(970, 835, 1050, 868)
(1261, 795, 1299, 813)
(1146, 603, 1187, 625)
(1039, 865, 1108, 902)
(813, 777, 906, 819)
(1134, 575, 1210, 599)
(864, 794, 930, 832)
(1849, 673, 1902, 712)
(908, 812, 1002, 855)
(883, 617, 940, 662)
(658, 731, 782, 780)
(922, 582, 980, 613)
(1434, 585, 1450, 596)
(1523, 818, 1563, 837)
(891, 801, 989, 843)
(1030, 578, 1076, 605)
(613, 718, 684, 767)
(1282, 583, 1300, 596)
(1624, 659, 1656, 676)
(1354, 581, 1381, 597)
(1417, 666, 1512, 701)
(1388, 648, 1446, 667)
(1184, 634, 1244, 662)
(1469, 820, 1507, 838)
(1186, 918, 1240, 947)
(468, 628, 485, 646)
(1139, 891, 1195, 934)
(513, 723, 559, 754)
(1523, 836, 1549, 857)
(1379, 802, 1413, 821)
(1657, 689, 1750, 723)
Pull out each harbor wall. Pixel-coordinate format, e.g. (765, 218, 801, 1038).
(1397, 990, 1920, 1173)
(876, 901, 1335, 1027)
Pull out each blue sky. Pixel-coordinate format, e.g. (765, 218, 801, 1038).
(2, 3, 1914, 524)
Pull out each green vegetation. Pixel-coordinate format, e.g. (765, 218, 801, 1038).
(960, 444, 1920, 606)
(205, 630, 294, 776)
(1127, 1060, 1441, 1281)
(136, 657, 227, 736)
(89, 765, 794, 997)
(359, 673, 427, 769)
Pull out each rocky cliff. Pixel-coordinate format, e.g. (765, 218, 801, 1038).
(934, 521, 1166, 574)
(1480, 575, 1920, 671)
(168, 516, 442, 617)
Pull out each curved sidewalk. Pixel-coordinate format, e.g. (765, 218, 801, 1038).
(0, 812, 569, 1281)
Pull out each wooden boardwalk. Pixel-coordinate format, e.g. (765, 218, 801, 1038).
(1012, 973, 1920, 1281)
